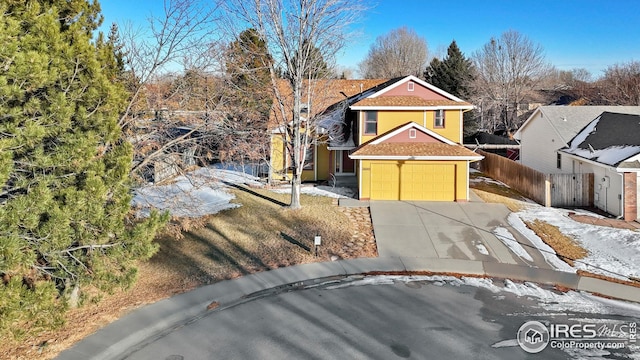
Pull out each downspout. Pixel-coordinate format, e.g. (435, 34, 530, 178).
(619, 176, 624, 219)
(359, 159, 363, 200)
(466, 160, 470, 201)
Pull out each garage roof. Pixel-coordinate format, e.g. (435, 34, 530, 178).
(350, 142, 483, 160)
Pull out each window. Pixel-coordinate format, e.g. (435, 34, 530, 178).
(407, 82, 414, 92)
(301, 103, 309, 114)
(556, 153, 562, 169)
(364, 111, 377, 135)
(434, 109, 444, 128)
(409, 129, 417, 139)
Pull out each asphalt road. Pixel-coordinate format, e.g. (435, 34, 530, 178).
(121, 276, 639, 360)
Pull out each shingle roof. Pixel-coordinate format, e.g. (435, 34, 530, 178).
(517, 106, 640, 144)
(351, 142, 481, 158)
(269, 78, 390, 127)
(575, 112, 640, 149)
(561, 112, 640, 166)
(351, 96, 470, 108)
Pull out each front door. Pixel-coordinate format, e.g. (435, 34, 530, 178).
(335, 150, 355, 175)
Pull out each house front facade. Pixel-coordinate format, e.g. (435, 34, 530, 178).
(270, 76, 482, 202)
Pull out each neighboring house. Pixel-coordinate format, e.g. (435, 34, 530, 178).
(270, 75, 483, 201)
(513, 106, 640, 174)
(559, 112, 640, 220)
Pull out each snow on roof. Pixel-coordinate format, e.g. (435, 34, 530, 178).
(561, 112, 640, 166)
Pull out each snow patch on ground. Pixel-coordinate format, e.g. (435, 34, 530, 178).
(515, 205, 640, 281)
(271, 184, 356, 199)
(470, 170, 640, 281)
(326, 275, 640, 317)
(132, 167, 262, 217)
(469, 175, 510, 187)
(570, 208, 606, 219)
(507, 213, 576, 273)
(473, 240, 490, 256)
(492, 227, 534, 262)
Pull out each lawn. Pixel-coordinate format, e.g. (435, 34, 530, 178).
(4, 186, 376, 360)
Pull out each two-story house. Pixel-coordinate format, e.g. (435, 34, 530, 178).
(270, 75, 482, 201)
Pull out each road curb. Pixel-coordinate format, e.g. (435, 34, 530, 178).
(56, 257, 640, 360)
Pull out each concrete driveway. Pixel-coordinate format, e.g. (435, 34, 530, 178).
(370, 198, 552, 268)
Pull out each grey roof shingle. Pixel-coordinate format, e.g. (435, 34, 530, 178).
(522, 106, 640, 144)
(561, 111, 640, 166)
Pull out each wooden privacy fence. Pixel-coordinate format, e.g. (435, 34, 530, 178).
(549, 173, 594, 207)
(477, 150, 593, 207)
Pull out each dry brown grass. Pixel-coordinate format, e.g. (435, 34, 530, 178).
(3, 187, 376, 360)
(524, 219, 587, 266)
(469, 173, 530, 212)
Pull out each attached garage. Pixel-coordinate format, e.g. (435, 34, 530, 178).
(350, 122, 483, 202)
(370, 162, 456, 201)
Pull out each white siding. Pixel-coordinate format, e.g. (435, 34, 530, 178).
(637, 173, 640, 220)
(519, 113, 572, 174)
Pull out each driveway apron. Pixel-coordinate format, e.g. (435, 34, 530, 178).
(369, 200, 553, 269)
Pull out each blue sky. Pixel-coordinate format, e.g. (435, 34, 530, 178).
(99, 0, 640, 77)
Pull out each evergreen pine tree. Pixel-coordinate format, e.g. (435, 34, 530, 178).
(424, 40, 477, 135)
(0, 0, 165, 338)
(424, 40, 475, 99)
(226, 28, 273, 120)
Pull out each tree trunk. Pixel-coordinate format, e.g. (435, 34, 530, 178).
(289, 77, 303, 209)
(290, 176, 302, 209)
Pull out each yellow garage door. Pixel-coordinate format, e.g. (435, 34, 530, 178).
(370, 162, 456, 201)
(401, 163, 456, 201)
(370, 163, 400, 200)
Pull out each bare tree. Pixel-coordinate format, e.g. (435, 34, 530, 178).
(472, 30, 550, 133)
(600, 61, 640, 105)
(223, 0, 365, 209)
(116, 0, 225, 180)
(358, 27, 428, 78)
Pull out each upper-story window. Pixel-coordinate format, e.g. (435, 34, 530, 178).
(407, 82, 414, 92)
(364, 111, 377, 135)
(434, 109, 444, 128)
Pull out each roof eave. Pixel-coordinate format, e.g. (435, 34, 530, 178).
(557, 149, 619, 170)
(349, 155, 484, 161)
(350, 105, 474, 111)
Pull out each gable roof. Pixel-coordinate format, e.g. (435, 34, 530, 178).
(350, 75, 473, 110)
(559, 111, 640, 167)
(350, 122, 482, 160)
(367, 75, 466, 102)
(351, 96, 466, 108)
(514, 105, 640, 145)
